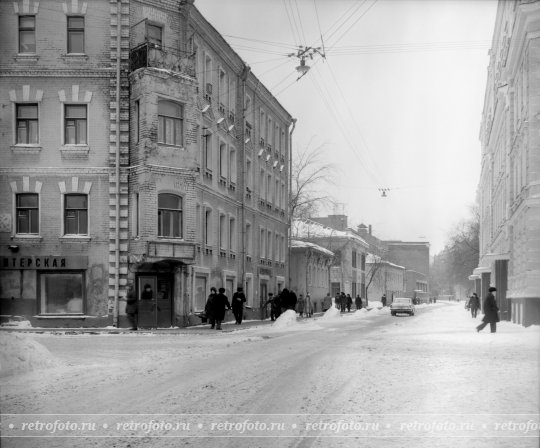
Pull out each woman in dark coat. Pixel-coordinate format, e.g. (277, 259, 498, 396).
(125, 285, 138, 330)
(205, 287, 217, 328)
(476, 287, 499, 333)
(211, 287, 231, 330)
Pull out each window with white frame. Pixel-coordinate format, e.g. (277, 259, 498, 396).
(16, 193, 39, 234)
(219, 142, 227, 178)
(64, 193, 88, 235)
(204, 131, 212, 171)
(246, 223, 252, 256)
(229, 148, 237, 184)
(246, 159, 252, 191)
(158, 193, 182, 238)
(64, 104, 87, 144)
(16, 104, 39, 144)
(19, 15, 36, 53)
(204, 208, 212, 245)
(67, 16, 84, 53)
(267, 231, 272, 260)
(275, 234, 279, 261)
(158, 100, 183, 146)
(260, 228, 266, 259)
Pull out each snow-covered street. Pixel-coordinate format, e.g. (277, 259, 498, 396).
(1, 301, 539, 448)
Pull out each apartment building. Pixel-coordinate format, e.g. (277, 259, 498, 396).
(0, 0, 293, 328)
(474, 0, 540, 326)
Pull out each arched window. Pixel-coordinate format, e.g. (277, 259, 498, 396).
(158, 193, 182, 238)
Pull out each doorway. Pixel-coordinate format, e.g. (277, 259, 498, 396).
(137, 275, 173, 328)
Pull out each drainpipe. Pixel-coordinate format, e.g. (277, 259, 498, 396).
(287, 118, 297, 287)
(240, 64, 250, 304)
(113, 0, 122, 327)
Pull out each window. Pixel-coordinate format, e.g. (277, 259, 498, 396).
(134, 100, 140, 143)
(146, 23, 162, 47)
(352, 250, 357, 268)
(64, 104, 87, 144)
(219, 214, 226, 250)
(16, 104, 39, 144)
(16, 193, 39, 234)
(19, 16, 35, 53)
(158, 193, 182, 238)
(229, 149, 237, 184)
(246, 223, 252, 256)
(219, 143, 227, 178)
(40, 272, 84, 314)
(158, 100, 183, 146)
(204, 209, 212, 245)
(229, 217, 236, 252)
(67, 16, 84, 53)
(65, 194, 88, 235)
(194, 276, 207, 312)
(204, 131, 212, 171)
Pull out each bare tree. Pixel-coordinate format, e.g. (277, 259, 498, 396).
(290, 141, 337, 221)
(364, 249, 388, 304)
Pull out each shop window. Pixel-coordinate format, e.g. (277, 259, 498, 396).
(67, 16, 84, 53)
(16, 104, 39, 144)
(40, 272, 84, 314)
(64, 193, 88, 235)
(16, 193, 39, 234)
(19, 15, 36, 53)
(158, 193, 182, 238)
(64, 104, 87, 144)
(158, 100, 183, 146)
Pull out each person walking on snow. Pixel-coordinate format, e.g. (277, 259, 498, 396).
(355, 295, 362, 310)
(322, 293, 332, 312)
(346, 294, 353, 312)
(205, 287, 217, 329)
(231, 286, 247, 325)
(211, 287, 231, 330)
(297, 294, 305, 317)
(469, 293, 480, 318)
(305, 293, 313, 317)
(381, 294, 387, 307)
(476, 287, 499, 333)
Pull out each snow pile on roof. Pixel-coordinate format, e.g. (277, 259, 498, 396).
(292, 219, 367, 246)
(320, 305, 342, 320)
(290, 239, 334, 257)
(0, 332, 63, 377)
(271, 310, 298, 329)
(366, 254, 405, 270)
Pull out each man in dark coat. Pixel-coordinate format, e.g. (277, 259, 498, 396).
(231, 286, 247, 325)
(205, 287, 217, 328)
(381, 294, 387, 307)
(469, 293, 480, 318)
(211, 287, 231, 330)
(125, 285, 138, 330)
(355, 295, 362, 310)
(476, 287, 499, 333)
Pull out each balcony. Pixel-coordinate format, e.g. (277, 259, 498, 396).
(130, 42, 195, 78)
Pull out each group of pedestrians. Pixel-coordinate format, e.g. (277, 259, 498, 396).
(334, 292, 365, 312)
(204, 286, 247, 330)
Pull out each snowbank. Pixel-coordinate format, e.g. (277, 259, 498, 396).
(0, 332, 63, 377)
(271, 310, 298, 329)
(366, 300, 383, 309)
(1, 319, 34, 328)
(320, 305, 341, 320)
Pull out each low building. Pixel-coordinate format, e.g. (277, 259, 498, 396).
(365, 254, 405, 303)
(289, 239, 334, 313)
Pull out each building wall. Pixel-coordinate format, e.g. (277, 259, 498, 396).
(0, 0, 118, 327)
(386, 242, 430, 279)
(477, 0, 540, 326)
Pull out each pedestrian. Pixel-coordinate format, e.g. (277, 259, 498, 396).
(381, 294, 387, 307)
(355, 295, 362, 310)
(211, 287, 231, 330)
(125, 284, 138, 330)
(231, 286, 247, 325)
(305, 293, 313, 317)
(346, 294, 353, 312)
(205, 287, 217, 328)
(264, 293, 278, 321)
(141, 283, 153, 300)
(322, 293, 332, 312)
(297, 294, 305, 317)
(340, 292, 347, 312)
(469, 293, 480, 318)
(476, 287, 499, 333)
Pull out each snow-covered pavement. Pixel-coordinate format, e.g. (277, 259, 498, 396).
(1, 301, 538, 447)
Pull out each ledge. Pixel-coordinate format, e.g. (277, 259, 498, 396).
(12, 235, 43, 243)
(59, 236, 91, 242)
(11, 145, 42, 154)
(60, 54, 89, 63)
(60, 145, 90, 158)
(35, 315, 87, 319)
(15, 53, 39, 63)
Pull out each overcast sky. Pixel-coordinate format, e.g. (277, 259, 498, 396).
(195, 0, 498, 254)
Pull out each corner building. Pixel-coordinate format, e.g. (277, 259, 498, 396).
(127, 0, 293, 327)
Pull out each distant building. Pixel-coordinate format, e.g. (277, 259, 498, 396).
(385, 241, 430, 297)
(289, 240, 334, 313)
(292, 219, 368, 299)
(474, 0, 540, 326)
(365, 254, 405, 303)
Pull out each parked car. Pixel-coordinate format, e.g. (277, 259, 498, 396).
(390, 297, 415, 316)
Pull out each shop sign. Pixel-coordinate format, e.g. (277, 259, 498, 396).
(0, 256, 88, 270)
(258, 267, 272, 276)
